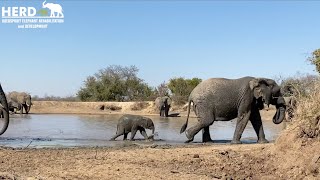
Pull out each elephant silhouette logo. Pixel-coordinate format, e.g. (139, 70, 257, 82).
(42, 0, 63, 18)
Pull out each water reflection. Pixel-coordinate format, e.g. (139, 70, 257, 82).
(0, 114, 286, 148)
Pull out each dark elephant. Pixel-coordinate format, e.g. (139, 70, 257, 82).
(8, 91, 32, 114)
(7, 98, 22, 113)
(180, 76, 286, 144)
(155, 96, 172, 117)
(0, 84, 10, 135)
(110, 114, 155, 141)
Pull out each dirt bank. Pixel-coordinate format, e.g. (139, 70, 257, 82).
(0, 140, 318, 180)
(3, 101, 317, 179)
(30, 101, 277, 120)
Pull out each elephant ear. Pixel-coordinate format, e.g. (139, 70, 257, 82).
(250, 78, 272, 105)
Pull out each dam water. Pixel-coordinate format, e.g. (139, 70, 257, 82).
(0, 114, 286, 148)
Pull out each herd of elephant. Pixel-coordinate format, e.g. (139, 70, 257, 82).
(110, 76, 292, 144)
(0, 76, 294, 143)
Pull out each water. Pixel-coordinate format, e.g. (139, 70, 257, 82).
(0, 114, 286, 148)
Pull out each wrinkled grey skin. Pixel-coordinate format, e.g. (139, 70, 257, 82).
(110, 114, 155, 141)
(180, 77, 286, 144)
(284, 96, 297, 121)
(8, 91, 32, 114)
(155, 96, 172, 117)
(0, 84, 10, 135)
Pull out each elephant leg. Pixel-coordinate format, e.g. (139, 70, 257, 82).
(123, 133, 128, 140)
(138, 127, 148, 140)
(110, 126, 124, 141)
(202, 126, 213, 143)
(250, 107, 268, 143)
(185, 108, 214, 143)
(165, 107, 169, 117)
(23, 104, 28, 114)
(110, 132, 123, 141)
(130, 126, 138, 141)
(231, 111, 251, 144)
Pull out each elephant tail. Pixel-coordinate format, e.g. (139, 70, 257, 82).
(180, 100, 192, 134)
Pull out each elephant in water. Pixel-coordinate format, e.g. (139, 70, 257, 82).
(180, 76, 286, 144)
(155, 96, 172, 117)
(0, 84, 10, 135)
(110, 114, 155, 141)
(7, 91, 32, 114)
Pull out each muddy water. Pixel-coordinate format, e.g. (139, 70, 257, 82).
(0, 114, 286, 148)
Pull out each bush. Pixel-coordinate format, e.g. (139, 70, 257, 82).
(168, 77, 201, 104)
(77, 65, 153, 102)
(308, 49, 320, 74)
(292, 80, 320, 139)
(277, 73, 318, 97)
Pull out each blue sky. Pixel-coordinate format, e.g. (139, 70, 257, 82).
(0, 0, 319, 97)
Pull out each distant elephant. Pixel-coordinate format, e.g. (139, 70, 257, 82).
(180, 76, 286, 144)
(155, 96, 172, 117)
(110, 114, 155, 141)
(0, 84, 10, 135)
(284, 96, 297, 121)
(8, 91, 32, 114)
(42, 0, 64, 18)
(7, 98, 22, 114)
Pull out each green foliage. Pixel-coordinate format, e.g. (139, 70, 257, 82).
(77, 65, 153, 102)
(308, 49, 320, 74)
(168, 77, 202, 104)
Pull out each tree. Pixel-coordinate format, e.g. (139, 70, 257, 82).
(77, 65, 153, 101)
(168, 77, 202, 104)
(308, 49, 320, 74)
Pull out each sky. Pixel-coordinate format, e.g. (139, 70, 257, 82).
(0, 0, 319, 97)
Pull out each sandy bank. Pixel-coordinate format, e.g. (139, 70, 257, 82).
(29, 101, 277, 120)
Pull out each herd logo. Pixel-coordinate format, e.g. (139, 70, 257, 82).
(1, 0, 65, 29)
(42, 0, 64, 18)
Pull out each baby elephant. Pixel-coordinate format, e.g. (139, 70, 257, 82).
(110, 114, 155, 141)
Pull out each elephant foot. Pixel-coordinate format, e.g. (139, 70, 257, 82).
(203, 140, 214, 143)
(185, 131, 194, 143)
(257, 139, 269, 144)
(109, 138, 116, 141)
(184, 139, 193, 143)
(231, 140, 242, 144)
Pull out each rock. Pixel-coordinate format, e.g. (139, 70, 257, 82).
(193, 154, 200, 158)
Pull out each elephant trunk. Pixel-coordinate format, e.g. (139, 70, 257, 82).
(26, 97, 32, 114)
(272, 97, 286, 124)
(0, 84, 9, 135)
(42, 0, 47, 7)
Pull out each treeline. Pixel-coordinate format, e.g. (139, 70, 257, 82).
(34, 48, 320, 103)
(77, 65, 201, 104)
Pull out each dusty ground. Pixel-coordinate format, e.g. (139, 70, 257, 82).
(1, 101, 318, 179)
(0, 140, 319, 180)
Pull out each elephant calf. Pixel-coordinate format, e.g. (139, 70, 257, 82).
(110, 114, 155, 141)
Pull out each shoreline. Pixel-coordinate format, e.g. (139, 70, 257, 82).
(28, 100, 277, 120)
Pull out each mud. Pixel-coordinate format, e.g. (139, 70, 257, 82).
(0, 114, 285, 148)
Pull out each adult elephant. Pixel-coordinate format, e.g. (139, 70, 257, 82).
(155, 96, 172, 117)
(0, 84, 10, 135)
(180, 76, 286, 144)
(8, 91, 32, 114)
